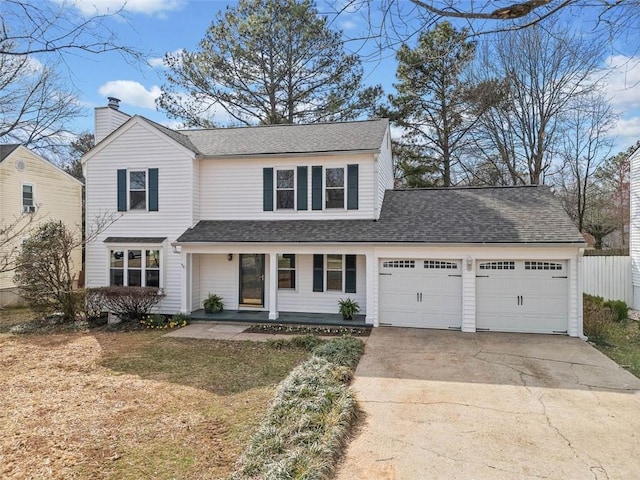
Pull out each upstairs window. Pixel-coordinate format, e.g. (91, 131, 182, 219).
(22, 184, 35, 213)
(129, 171, 147, 210)
(325, 168, 344, 209)
(276, 169, 295, 209)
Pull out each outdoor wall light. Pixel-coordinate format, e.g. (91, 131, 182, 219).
(466, 256, 473, 271)
(227, 254, 233, 261)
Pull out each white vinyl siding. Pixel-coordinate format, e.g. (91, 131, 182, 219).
(199, 154, 376, 220)
(198, 254, 240, 310)
(0, 147, 82, 294)
(84, 120, 195, 313)
(376, 129, 394, 219)
(94, 107, 131, 143)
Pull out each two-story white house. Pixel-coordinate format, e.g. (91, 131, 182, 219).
(83, 99, 586, 336)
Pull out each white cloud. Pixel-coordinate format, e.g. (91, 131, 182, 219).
(62, 0, 185, 16)
(340, 19, 358, 30)
(98, 80, 161, 109)
(603, 55, 640, 110)
(612, 116, 640, 141)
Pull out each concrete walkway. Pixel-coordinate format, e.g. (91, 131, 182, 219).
(336, 328, 640, 480)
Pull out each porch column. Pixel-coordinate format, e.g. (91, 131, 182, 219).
(365, 253, 377, 326)
(180, 251, 191, 314)
(268, 252, 279, 320)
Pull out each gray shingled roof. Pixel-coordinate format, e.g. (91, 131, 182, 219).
(177, 119, 388, 156)
(176, 186, 585, 244)
(0, 144, 20, 162)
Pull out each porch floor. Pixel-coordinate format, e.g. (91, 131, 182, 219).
(189, 309, 371, 328)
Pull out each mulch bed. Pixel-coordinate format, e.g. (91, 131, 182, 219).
(246, 323, 371, 336)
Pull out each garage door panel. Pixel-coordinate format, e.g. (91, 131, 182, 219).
(476, 260, 568, 334)
(379, 259, 462, 329)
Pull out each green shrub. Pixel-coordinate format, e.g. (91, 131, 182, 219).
(230, 336, 364, 480)
(338, 297, 360, 319)
(603, 299, 628, 322)
(584, 295, 616, 346)
(312, 335, 364, 369)
(203, 293, 224, 313)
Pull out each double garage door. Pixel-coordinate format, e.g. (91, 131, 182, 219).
(379, 259, 569, 334)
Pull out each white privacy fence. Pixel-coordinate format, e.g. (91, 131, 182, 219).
(582, 256, 632, 304)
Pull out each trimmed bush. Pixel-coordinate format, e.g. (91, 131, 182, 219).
(87, 286, 161, 322)
(230, 335, 364, 480)
(603, 299, 628, 322)
(584, 294, 616, 346)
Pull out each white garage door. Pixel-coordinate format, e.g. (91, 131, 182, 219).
(379, 259, 462, 329)
(476, 260, 568, 334)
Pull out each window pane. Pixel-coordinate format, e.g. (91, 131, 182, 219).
(110, 269, 123, 286)
(277, 190, 294, 209)
(278, 271, 295, 289)
(110, 250, 124, 268)
(130, 191, 146, 210)
(128, 269, 142, 287)
(128, 250, 142, 268)
(130, 171, 146, 189)
(22, 185, 33, 206)
(278, 254, 295, 269)
(327, 271, 342, 291)
(327, 254, 342, 270)
(277, 170, 294, 188)
(146, 270, 160, 288)
(146, 250, 160, 268)
(325, 189, 344, 209)
(326, 168, 344, 187)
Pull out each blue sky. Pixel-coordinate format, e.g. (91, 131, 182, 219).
(48, 0, 640, 151)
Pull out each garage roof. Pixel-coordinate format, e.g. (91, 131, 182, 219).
(176, 185, 585, 244)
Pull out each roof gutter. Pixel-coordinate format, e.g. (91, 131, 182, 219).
(194, 148, 380, 160)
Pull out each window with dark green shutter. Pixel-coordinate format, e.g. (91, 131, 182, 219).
(313, 254, 324, 292)
(311, 166, 322, 210)
(297, 166, 308, 210)
(117, 169, 127, 211)
(345, 255, 356, 293)
(148, 168, 158, 211)
(347, 164, 358, 210)
(263, 167, 274, 211)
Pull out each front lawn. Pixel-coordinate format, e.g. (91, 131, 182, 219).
(0, 329, 309, 479)
(592, 319, 640, 379)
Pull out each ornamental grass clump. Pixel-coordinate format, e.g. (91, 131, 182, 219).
(230, 336, 364, 480)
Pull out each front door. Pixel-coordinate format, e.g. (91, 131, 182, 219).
(239, 254, 265, 307)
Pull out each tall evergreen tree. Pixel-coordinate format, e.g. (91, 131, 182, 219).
(386, 22, 477, 187)
(158, 0, 381, 126)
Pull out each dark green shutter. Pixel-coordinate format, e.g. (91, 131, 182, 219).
(117, 169, 127, 211)
(148, 168, 158, 211)
(263, 168, 273, 211)
(311, 166, 322, 210)
(313, 254, 324, 292)
(345, 255, 356, 293)
(347, 164, 359, 210)
(297, 166, 308, 210)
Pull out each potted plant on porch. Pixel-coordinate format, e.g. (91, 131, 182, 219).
(338, 298, 360, 320)
(203, 293, 224, 314)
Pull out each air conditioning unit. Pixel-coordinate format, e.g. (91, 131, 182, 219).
(23, 205, 36, 214)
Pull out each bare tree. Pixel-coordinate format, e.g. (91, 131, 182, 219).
(469, 22, 606, 185)
(557, 92, 616, 232)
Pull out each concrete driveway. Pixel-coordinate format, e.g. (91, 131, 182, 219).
(336, 328, 640, 480)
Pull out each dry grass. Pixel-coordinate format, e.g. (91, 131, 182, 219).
(0, 306, 38, 332)
(0, 330, 308, 479)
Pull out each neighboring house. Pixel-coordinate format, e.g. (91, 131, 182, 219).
(629, 145, 640, 309)
(0, 145, 83, 306)
(83, 99, 585, 336)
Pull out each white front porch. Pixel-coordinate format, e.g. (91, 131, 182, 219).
(178, 247, 374, 324)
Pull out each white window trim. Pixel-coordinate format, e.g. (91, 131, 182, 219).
(323, 166, 346, 210)
(106, 246, 164, 289)
(325, 254, 345, 292)
(128, 169, 148, 212)
(21, 182, 36, 214)
(277, 253, 297, 290)
(274, 167, 296, 211)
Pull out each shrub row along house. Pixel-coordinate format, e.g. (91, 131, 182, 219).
(0, 145, 83, 306)
(81, 98, 586, 335)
